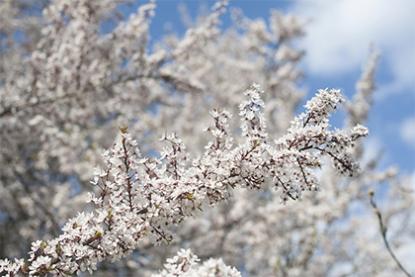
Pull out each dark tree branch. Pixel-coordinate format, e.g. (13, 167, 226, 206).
(369, 190, 412, 277)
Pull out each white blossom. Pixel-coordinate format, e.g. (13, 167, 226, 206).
(0, 1, 413, 277)
(153, 249, 241, 277)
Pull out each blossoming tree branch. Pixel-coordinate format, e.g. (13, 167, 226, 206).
(1, 85, 368, 275)
(0, 0, 413, 276)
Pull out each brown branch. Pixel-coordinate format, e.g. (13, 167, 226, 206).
(0, 71, 186, 119)
(296, 157, 310, 189)
(315, 147, 354, 174)
(369, 190, 412, 277)
(120, 131, 134, 212)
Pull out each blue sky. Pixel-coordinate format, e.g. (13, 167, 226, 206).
(123, 0, 415, 176)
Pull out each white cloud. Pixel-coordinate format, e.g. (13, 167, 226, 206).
(291, 0, 415, 97)
(400, 116, 415, 148)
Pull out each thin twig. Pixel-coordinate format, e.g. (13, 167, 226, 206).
(369, 190, 412, 277)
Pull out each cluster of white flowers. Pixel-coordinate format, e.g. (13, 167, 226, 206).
(153, 249, 240, 277)
(0, 85, 367, 276)
(347, 50, 380, 128)
(1, 0, 413, 276)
